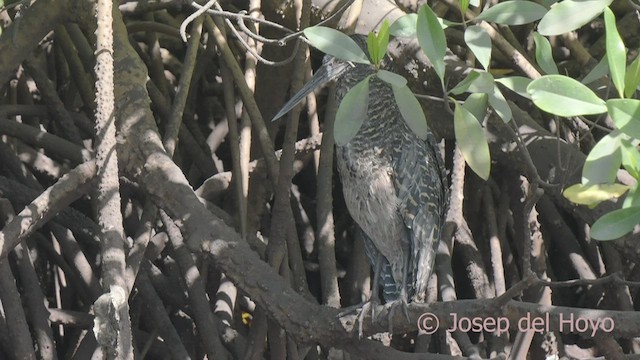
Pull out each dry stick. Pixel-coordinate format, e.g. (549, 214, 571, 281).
(220, 60, 246, 237)
(55, 26, 96, 113)
(163, 14, 203, 156)
(23, 60, 83, 145)
(437, 146, 480, 357)
(0, 140, 42, 190)
(305, 66, 321, 173)
(0, 200, 37, 360)
(92, 0, 132, 358)
(316, 86, 340, 308)
(203, 16, 279, 181)
(0, 118, 91, 165)
(12, 241, 59, 360)
(0, 161, 96, 260)
(562, 31, 594, 67)
(49, 308, 95, 328)
(16, 141, 71, 179)
(124, 201, 156, 290)
(146, 82, 218, 177)
(143, 12, 171, 98)
(159, 210, 230, 360)
(483, 189, 506, 296)
(49, 223, 103, 299)
(136, 272, 191, 359)
(0, 0, 70, 86)
(64, 24, 96, 73)
(206, 12, 309, 295)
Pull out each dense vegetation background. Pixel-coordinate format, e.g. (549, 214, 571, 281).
(0, 0, 639, 359)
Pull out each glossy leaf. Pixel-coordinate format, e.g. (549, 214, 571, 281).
(607, 99, 640, 139)
(475, 1, 547, 25)
(533, 33, 558, 74)
(450, 71, 480, 95)
(624, 54, 640, 98)
(465, 25, 492, 70)
(377, 20, 390, 64)
(377, 70, 407, 87)
(538, 0, 612, 36)
(390, 14, 418, 37)
(582, 131, 622, 185)
(591, 207, 640, 241)
(623, 184, 640, 208)
(334, 77, 370, 145)
(604, 7, 626, 98)
(527, 75, 607, 116)
(304, 26, 370, 64)
(450, 71, 494, 95)
(459, 0, 470, 13)
(621, 139, 640, 180)
(367, 33, 379, 67)
(392, 85, 428, 140)
(582, 56, 609, 84)
(417, 4, 447, 82)
(453, 100, 491, 180)
(563, 183, 629, 206)
(488, 87, 512, 123)
(463, 93, 488, 123)
(495, 76, 532, 99)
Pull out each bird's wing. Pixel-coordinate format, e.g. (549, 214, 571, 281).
(393, 131, 448, 301)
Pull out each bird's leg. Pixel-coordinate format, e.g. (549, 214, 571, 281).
(387, 255, 411, 334)
(337, 253, 383, 337)
(357, 252, 383, 337)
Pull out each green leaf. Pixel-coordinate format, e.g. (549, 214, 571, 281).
(624, 54, 640, 98)
(334, 77, 370, 145)
(463, 93, 488, 122)
(417, 4, 447, 82)
(460, 0, 470, 13)
(527, 75, 607, 116)
(604, 7, 626, 98)
(488, 87, 512, 122)
(465, 25, 492, 70)
(367, 33, 379, 66)
(453, 99, 491, 180)
(303, 26, 370, 64)
(450, 70, 494, 95)
(621, 139, 640, 179)
(392, 85, 428, 140)
(582, 131, 622, 185)
(475, 1, 548, 25)
(377, 70, 408, 87)
(591, 207, 640, 240)
(538, 0, 612, 36)
(450, 71, 480, 95)
(495, 76, 532, 99)
(390, 14, 417, 37)
(563, 183, 629, 206)
(376, 20, 391, 65)
(582, 56, 609, 84)
(533, 33, 558, 74)
(607, 99, 640, 139)
(623, 184, 640, 208)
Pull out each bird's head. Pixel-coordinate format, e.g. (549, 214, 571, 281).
(272, 34, 388, 121)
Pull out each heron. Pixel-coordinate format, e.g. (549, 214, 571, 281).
(273, 34, 449, 331)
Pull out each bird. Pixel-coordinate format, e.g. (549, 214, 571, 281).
(273, 34, 449, 329)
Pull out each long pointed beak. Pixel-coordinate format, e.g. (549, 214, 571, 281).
(271, 59, 351, 121)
